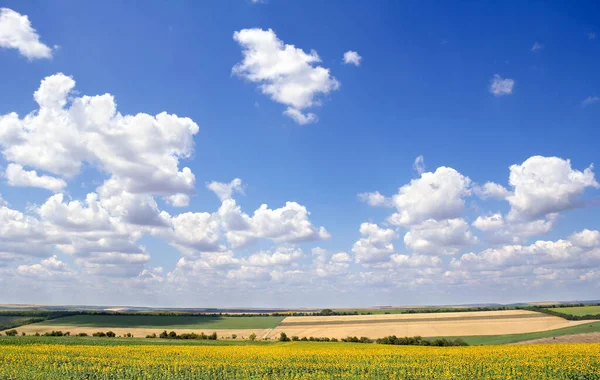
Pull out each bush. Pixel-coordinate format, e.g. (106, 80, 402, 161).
(4, 329, 18, 336)
(146, 333, 157, 338)
(168, 331, 177, 339)
(159, 330, 168, 339)
(300, 337, 308, 341)
(106, 331, 116, 338)
(77, 333, 88, 337)
(291, 336, 299, 341)
(231, 334, 237, 339)
(92, 332, 106, 337)
(208, 332, 217, 340)
(248, 333, 257, 341)
(375, 335, 468, 347)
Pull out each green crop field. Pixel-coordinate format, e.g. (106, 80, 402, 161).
(553, 306, 600, 317)
(0, 316, 43, 331)
(444, 321, 600, 345)
(35, 314, 284, 329)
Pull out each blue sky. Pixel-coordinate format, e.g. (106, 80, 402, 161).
(0, 1, 599, 307)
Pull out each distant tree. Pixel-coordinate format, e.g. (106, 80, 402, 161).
(5, 329, 18, 336)
(77, 333, 88, 337)
(291, 336, 299, 341)
(249, 333, 257, 341)
(168, 331, 177, 339)
(208, 332, 217, 340)
(106, 331, 116, 338)
(159, 330, 168, 339)
(319, 309, 334, 316)
(279, 332, 291, 342)
(231, 334, 237, 339)
(300, 337, 308, 342)
(21, 332, 26, 336)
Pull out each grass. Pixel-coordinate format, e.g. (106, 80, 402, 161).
(0, 316, 46, 331)
(552, 306, 600, 317)
(35, 314, 284, 329)
(443, 321, 600, 345)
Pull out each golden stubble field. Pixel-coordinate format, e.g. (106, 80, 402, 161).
(267, 310, 592, 339)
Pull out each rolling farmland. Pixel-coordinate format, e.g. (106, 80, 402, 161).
(267, 310, 591, 339)
(553, 306, 600, 317)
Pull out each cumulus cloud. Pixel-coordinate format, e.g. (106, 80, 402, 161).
(387, 167, 471, 226)
(17, 255, 73, 278)
(358, 191, 391, 207)
(506, 156, 599, 221)
(489, 74, 514, 96)
(404, 218, 476, 255)
(207, 178, 244, 201)
(352, 223, 397, 264)
(474, 182, 512, 200)
(0, 8, 53, 59)
(0, 73, 200, 199)
(233, 28, 340, 124)
(342, 50, 362, 66)
(4, 163, 66, 192)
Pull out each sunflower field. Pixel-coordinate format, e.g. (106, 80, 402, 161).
(1, 340, 599, 379)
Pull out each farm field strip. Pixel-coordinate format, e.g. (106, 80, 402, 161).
(281, 309, 538, 323)
(1, 339, 599, 379)
(34, 315, 285, 329)
(269, 317, 591, 339)
(278, 312, 552, 326)
(553, 306, 600, 316)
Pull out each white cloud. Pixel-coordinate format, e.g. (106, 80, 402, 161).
(0, 73, 200, 199)
(312, 247, 350, 277)
(165, 193, 190, 208)
(357, 191, 391, 207)
(207, 178, 244, 201)
(352, 223, 397, 264)
(506, 156, 599, 221)
(244, 246, 303, 267)
(472, 213, 504, 232)
(221, 200, 330, 247)
(17, 255, 73, 278)
(530, 42, 543, 52)
(582, 96, 600, 107)
(570, 229, 600, 248)
(166, 211, 222, 254)
(387, 167, 471, 226)
(342, 50, 362, 66)
(233, 28, 340, 124)
(390, 253, 441, 267)
(283, 107, 318, 125)
(404, 218, 476, 255)
(489, 74, 514, 96)
(413, 155, 425, 174)
(474, 182, 512, 200)
(0, 8, 53, 59)
(4, 163, 66, 192)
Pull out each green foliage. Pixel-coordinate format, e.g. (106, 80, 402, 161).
(279, 332, 290, 342)
(376, 335, 468, 346)
(248, 333, 257, 341)
(4, 329, 18, 336)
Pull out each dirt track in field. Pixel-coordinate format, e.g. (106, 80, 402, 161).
(268, 310, 591, 339)
(515, 332, 600, 344)
(6, 325, 268, 339)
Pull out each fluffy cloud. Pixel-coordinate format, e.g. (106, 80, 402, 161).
(358, 191, 391, 207)
(352, 223, 397, 264)
(390, 253, 441, 267)
(218, 199, 330, 248)
(4, 163, 66, 192)
(0, 8, 53, 59)
(342, 50, 362, 66)
(474, 182, 512, 200)
(489, 74, 514, 96)
(233, 28, 340, 124)
(506, 156, 598, 221)
(207, 178, 244, 201)
(0, 73, 199, 199)
(404, 218, 476, 255)
(17, 255, 73, 279)
(387, 167, 471, 226)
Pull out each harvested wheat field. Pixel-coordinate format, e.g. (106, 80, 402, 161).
(267, 310, 591, 339)
(515, 332, 600, 345)
(11, 325, 269, 340)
